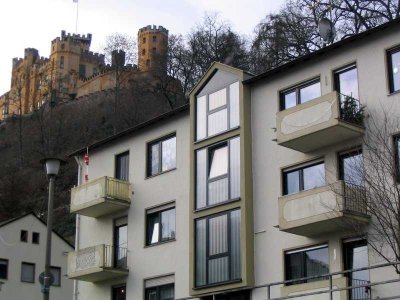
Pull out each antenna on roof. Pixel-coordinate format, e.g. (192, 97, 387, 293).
(318, 17, 336, 46)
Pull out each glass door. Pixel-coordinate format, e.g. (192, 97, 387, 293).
(114, 217, 128, 269)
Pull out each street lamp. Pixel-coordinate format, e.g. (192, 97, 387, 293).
(40, 158, 66, 300)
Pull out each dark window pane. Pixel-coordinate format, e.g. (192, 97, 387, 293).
(300, 81, 320, 103)
(149, 143, 160, 176)
(285, 252, 303, 282)
(336, 66, 359, 99)
(0, 259, 8, 279)
(285, 170, 300, 195)
(115, 152, 129, 181)
(161, 137, 176, 172)
(146, 288, 157, 300)
(50, 267, 61, 286)
(20, 230, 28, 242)
(395, 137, 400, 180)
(114, 219, 128, 268)
(303, 163, 325, 190)
(390, 49, 400, 92)
(283, 91, 296, 109)
(32, 232, 40, 244)
(161, 208, 175, 241)
(305, 247, 329, 280)
(340, 151, 363, 185)
(113, 285, 127, 300)
(21, 263, 35, 283)
(160, 284, 174, 300)
(147, 213, 160, 245)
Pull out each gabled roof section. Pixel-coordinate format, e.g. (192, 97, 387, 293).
(189, 62, 253, 97)
(0, 212, 74, 248)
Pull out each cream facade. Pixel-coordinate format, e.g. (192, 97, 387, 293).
(69, 19, 400, 300)
(0, 213, 74, 300)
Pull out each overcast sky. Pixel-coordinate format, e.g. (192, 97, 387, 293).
(0, 0, 284, 95)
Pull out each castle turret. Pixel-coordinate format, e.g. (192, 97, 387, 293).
(137, 25, 168, 72)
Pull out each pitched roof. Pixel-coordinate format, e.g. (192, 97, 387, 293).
(0, 212, 74, 248)
(244, 17, 400, 85)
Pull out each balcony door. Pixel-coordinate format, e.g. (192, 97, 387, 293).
(112, 285, 126, 300)
(343, 239, 370, 300)
(114, 217, 128, 269)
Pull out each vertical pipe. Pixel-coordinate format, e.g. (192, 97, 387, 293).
(44, 176, 55, 300)
(329, 275, 333, 300)
(73, 156, 83, 300)
(267, 286, 270, 299)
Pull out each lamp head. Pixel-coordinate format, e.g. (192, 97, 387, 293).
(40, 158, 66, 177)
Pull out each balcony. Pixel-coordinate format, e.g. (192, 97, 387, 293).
(70, 176, 132, 218)
(276, 91, 364, 152)
(67, 244, 128, 282)
(278, 181, 369, 237)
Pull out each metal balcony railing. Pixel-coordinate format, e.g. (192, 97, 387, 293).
(104, 245, 128, 269)
(343, 182, 368, 215)
(350, 279, 371, 300)
(338, 93, 364, 126)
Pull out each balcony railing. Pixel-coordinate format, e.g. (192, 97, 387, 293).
(343, 182, 368, 215)
(68, 244, 128, 282)
(276, 91, 364, 152)
(70, 176, 132, 218)
(350, 279, 371, 300)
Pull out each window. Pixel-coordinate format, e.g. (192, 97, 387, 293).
(50, 266, 61, 286)
(196, 209, 241, 287)
(394, 136, 400, 181)
(115, 151, 129, 181)
(388, 46, 400, 93)
(61, 43, 65, 50)
(0, 259, 8, 279)
(60, 56, 64, 69)
(32, 232, 40, 244)
(21, 262, 35, 283)
(113, 285, 126, 300)
(334, 64, 359, 100)
(142, 49, 146, 55)
(152, 47, 157, 54)
(280, 78, 321, 110)
(114, 217, 128, 269)
(143, 37, 146, 43)
(146, 203, 175, 246)
(285, 245, 329, 285)
(283, 161, 325, 195)
(196, 81, 240, 140)
(339, 149, 363, 186)
(146, 59, 151, 66)
(20, 230, 28, 242)
(152, 36, 157, 43)
(147, 135, 176, 177)
(79, 64, 86, 78)
(93, 68, 97, 75)
(145, 283, 174, 300)
(196, 136, 240, 209)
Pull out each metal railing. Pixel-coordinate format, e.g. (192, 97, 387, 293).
(338, 93, 364, 126)
(105, 177, 131, 202)
(343, 182, 368, 215)
(104, 245, 128, 269)
(350, 279, 371, 300)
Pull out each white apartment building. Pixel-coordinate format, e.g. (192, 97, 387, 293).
(68, 19, 400, 300)
(0, 212, 74, 300)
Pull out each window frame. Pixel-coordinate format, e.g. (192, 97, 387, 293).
(146, 133, 177, 178)
(0, 258, 8, 280)
(387, 46, 400, 93)
(195, 209, 242, 288)
(21, 262, 35, 283)
(333, 63, 358, 97)
(32, 232, 40, 244)
(50, 266, 61, 287)
(338, 148, 363, 182)
(115, 151, 130, 181)
(20, 230, 28, 242)
(113, 217, 128, 268)
(282, 160, 325, 196)
(394, 135, 400, 182)
(145, 283, 174, 300)
(284, 244, 329, 285)
(145, 204, 176, 246)
(60, 56, 64, 69)
(112, 284, 127, 300)
(279, 78, 321, 111)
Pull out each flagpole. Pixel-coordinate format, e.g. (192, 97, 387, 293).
(75, 0, 79, 33)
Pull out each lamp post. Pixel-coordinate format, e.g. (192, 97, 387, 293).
(40, 158, 65, 300)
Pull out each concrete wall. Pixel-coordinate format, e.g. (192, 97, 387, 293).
(75, 111, 190, 300)
(250, 25, 400, 298)
(0, 214, 74, 300)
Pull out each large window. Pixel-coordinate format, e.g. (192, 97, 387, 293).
(339, 149, 363, 186)
(387, 46, 400, 93)
(196, 81, 239, 141)
(21, 262, 35, 283)
(196, 136, 240, 209)
(285, 245, 329, 285)
(147, 135, 176, 177)
(280, 78, 321, 110)
(334, 64, 359, 100)
(115, 151, 129, 181)
(283, 161, 325, 195)
(146, 203, 176, 246)
(145, 283, 174, 300)
(0, 259, 8, 279)
(195, 209, 241, 287)
(114, 217, 128, 269)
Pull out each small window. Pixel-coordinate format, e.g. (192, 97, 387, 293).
(152, 47, 157, 54)
(152, 36, 157, 43)
(147, 135, 176, 177)
(115, 151, 129, 181)
(146, 204, 175, 246)
(285, 245, 329, 285)
(145, 283, 174, 300)
(79, 64, 86, 78)
(280, 79, 321, 110)
(283, 161, 325, 195)
(112, 285, 126, 300)
(143, 37, 146, 43)
(61, 43, 65, 50)
(21, 262, 35, 283)
(339, 149, 363, 186)
(394, 136, 400, 181)
(387, 46, 400, 93)
(32, 232, 40, 244)
(20, 230, 28, 242)
(93, 68, 97, 75)
(0, 259, 8, 279)
(142, 49, 146, 55)
(146, 59, 151, 66)
(60, 56, 64, 69)
(50, 266, 61, 286)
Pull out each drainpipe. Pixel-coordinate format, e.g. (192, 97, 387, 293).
(73, 156, 83, 300)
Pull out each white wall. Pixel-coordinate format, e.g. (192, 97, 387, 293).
(0, 214, 74, 300)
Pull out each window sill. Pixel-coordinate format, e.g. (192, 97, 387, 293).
(194, 198, 241, 213)
(144, 238, 176, 248)
(145, 168, 176, 180)
(194, 127, 240, 144)
(194, 278, 242, 290)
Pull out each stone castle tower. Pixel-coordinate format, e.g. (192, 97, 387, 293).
(137, 25, 168, 72)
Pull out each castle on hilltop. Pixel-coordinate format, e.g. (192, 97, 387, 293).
(0, 25, 169, 122)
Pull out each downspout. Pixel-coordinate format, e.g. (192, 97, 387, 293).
(73, 156, 83, 300)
